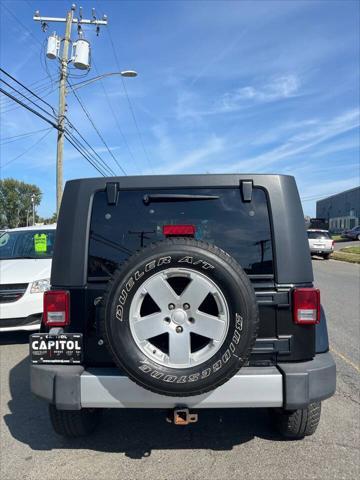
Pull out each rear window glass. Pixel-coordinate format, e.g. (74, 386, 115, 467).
(307, 231, 331, 240)
(88, 188, 273, 278)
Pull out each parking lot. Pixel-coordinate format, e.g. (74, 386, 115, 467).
(1, 259, 359, 480)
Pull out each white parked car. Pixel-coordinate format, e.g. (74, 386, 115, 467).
(307, 229, 334, 259)
(0, 225, 56, 332)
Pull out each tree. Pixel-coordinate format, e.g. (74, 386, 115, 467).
(37, 212, 58, 225)
(0, 178, 42, 228)
(45, 212, 58, 224)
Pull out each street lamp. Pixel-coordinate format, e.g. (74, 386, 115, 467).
(70, 70, 138, 91)
(30, 194, 36, 226)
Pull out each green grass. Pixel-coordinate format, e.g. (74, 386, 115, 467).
(331, 246, 360, 264)
(331, 235, 347, 242)
(340, 246, 360, 255)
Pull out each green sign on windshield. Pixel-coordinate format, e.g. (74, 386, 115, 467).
(34, 233, 47, 253)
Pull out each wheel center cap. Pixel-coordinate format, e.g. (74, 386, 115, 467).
(171, 308, 187, 325)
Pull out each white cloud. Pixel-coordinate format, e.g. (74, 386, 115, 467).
(305, 138, 359, 158)
(189, 32, 247, 87)
(166, 136, 224, 174)
(176, 74, 302, 120)
(225, 109, 360, 171)
(220, 75, 300, 112)
(148, 133, 225, 174)
(250, 119, 319, 146)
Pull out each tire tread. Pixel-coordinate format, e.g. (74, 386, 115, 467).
(48, 405, 101, 437)
(271, 402, 322, 439)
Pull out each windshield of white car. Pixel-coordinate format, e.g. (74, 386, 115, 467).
(307, 231, 331, 240)
(0, 230, 56, 260)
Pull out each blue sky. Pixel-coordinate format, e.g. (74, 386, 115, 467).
(1, 0, 359, 218)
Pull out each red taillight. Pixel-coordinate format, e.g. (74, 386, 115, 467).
(163, 224, 196, 237)
(43, 290, 70, 327)
(293, 288, 320, 325)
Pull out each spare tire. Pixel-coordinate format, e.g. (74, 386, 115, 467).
(101, 238, 259, 397)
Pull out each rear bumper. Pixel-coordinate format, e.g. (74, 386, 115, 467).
(30, 352, 336, 411)
(310, 248, 333, 254)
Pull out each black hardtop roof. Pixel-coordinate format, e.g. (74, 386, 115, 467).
(65, 173, 294, 189)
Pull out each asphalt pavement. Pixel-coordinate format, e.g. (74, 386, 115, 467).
(0, 259, 359, 480)
(333, 240, 359, 251)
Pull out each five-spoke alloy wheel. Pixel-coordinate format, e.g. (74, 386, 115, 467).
(129, 268, 229, 368)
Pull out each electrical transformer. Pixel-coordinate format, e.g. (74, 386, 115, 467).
(46, 33, 60, 60)
(72, 39, 91, 70)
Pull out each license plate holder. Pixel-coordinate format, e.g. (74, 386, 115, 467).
(30, 333, 83, 364)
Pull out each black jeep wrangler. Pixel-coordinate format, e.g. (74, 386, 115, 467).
(30, 174, 336, 438)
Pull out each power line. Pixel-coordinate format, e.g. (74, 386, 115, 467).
(0, 76, 57, 107)
(105, 28, 154, 173)
(0, 86, 112, 177)
(64, 132, 107, 177)
(0, 87, 59, 129)
(1, 3, 43, 46)
(24, 0, 34, 10)
(0, 128, 51, 145)
(0, 71, 111, 178)
(302, 193, 333, 201)
(65, 122, 116, 176)
(301, 191, 351, 202)
(65, 117, 117, 175)
(120, 76, 154, 173)
(1, 84, 56, 114)
(1, 3, 57, 87)
(0, 78, 58, 112)
(67, 80, 127, 175)
(0, 77, 57, 120)
(92, 62, 141, 172)
(1, 129, 53, 168)
(0, 67, 57, 116)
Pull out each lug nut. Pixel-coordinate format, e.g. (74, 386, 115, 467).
(176, 326, 183, 333)
(168, 303, 175, 310)
(183, 303, 190, 310)
(189, 317, 195, 324)
(164, 317, 171, 323)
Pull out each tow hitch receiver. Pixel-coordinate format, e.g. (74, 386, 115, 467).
(167, 408, 198, 425)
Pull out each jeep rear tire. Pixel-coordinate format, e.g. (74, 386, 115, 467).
(101, 238, 259, 397)
(270, 402, 322, 439)
(49, 405, 102, 437)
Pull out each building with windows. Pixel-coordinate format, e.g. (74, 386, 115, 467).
(316, 186, 360, 232)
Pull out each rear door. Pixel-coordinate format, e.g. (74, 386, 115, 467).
(78, 185, 315, 366)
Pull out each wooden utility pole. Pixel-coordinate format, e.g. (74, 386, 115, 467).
(56, 9, 73, 213)
(33, 5, 108, 214)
